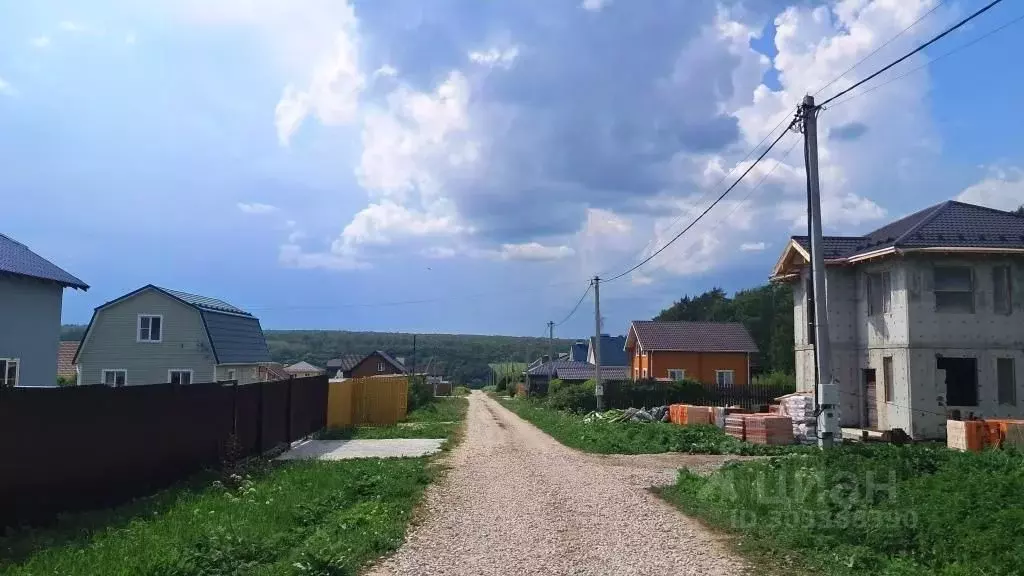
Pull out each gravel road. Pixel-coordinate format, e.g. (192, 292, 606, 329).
(367, 392, 748, 576)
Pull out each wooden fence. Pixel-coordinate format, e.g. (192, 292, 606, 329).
(0, 376, 328, 528)
(327, 376, 408, 427)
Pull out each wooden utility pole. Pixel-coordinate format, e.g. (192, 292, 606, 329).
(593, 276, 603, 411)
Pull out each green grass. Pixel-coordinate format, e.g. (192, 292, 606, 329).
(501, 397, 804, 455)
(319, 397, 468, 442)
(658, 445, 1024, 576)
(0, 459, 433, 576)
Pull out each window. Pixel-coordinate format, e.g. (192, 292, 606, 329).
(716, 370, 735, 386)
(168, 369, 193, 386)
(882, 356, 894, 403)
(103, 369, 127, 387)
(377, 361, 385, 373)
(934, 266, 974, 313)
(667, 369, 686, 381)
(0, 358, 19, 387)
(993, 266, 1013, 315)
(998, 358, 1016, 406)
(867, 271, 891, 316)
(226, 369, 236, 381)
(937, 356, 978, 407)
(137, 314, 163, 342)
(641, 368, 647, 378)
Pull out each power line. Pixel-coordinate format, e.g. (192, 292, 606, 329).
(603, 114, 799, 284)
(554, 283, 592, 327)
(827, 10, 1024, 110)
(813, 1, 947, 98)
(818, 0, 1008, 108)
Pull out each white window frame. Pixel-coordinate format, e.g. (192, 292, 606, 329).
(137, 314, 164, 343)
(168, 369, 193, 386)
(0, 358, 20, 387)
(226, 368, 236, 381)
(715, 370, 735, 386)
(102, 369, 127, 387)
(667, 369, 686, 381)
(377, 361, 386, 373)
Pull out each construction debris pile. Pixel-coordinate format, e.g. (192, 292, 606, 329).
(582, 406, 670, 424)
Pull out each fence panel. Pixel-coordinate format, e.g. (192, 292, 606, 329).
(327, 376, 408, 427)
(597, 380, 793, 412)
(0, 375, 328, 528)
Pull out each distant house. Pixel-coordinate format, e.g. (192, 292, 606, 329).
(74, 285, 271, 386)
(348, 350, 407, 379)
(57, 341, 79, 382)
(568, 340, 589, 362)
(588, 334, 628, 367)
(326, 354, 364, 379)
(257, 362, 290, 381)
(0, 233, 89, 387)
(283, 361, 325, 378)
(526, 360, 629, 392)
(625, 321, 758, 384)
(770, 200, 1024, 438)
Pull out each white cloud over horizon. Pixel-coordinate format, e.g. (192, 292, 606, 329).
(957, 167, 1024, 212)
(237, 202, 279, 214)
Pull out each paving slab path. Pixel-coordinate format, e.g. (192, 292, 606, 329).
(367, 391, 748, 576)
(277, 438, 444, 461)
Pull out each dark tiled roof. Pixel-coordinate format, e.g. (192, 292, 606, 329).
(201, 310, 271, 364)
(0, 233, 88, 289)
(793, 201, 1024, 260)
(327, 354, 364, 371)
(159, 287, 250, 315)
(57, 341, 79, 378)
(527, 360, 628, 382)
(630, 321, 758, 353)
(568, 342, 589, 362)
(590, 335, 628, 366)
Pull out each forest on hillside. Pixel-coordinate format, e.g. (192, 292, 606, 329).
(59, 281, 795, 383)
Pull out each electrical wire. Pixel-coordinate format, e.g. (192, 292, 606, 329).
(827, 10, 1024, 110)
(813, 1, 947, 98)
(554, 282, 592, 327)
(817, 0, 1007, 108)
(603, 115, 799, 284)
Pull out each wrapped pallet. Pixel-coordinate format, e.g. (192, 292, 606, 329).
(711, 406, 727, 429)
(777, 393, 816, 444)
(1004, 421, 1024, 449)
(683, 405, 712, 426)
(947, 419, 985, 452)
(746, 415, 794, 445)
(669, 404, 686, 425)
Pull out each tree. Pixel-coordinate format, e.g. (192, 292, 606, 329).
(1014, 205, 1024, 217)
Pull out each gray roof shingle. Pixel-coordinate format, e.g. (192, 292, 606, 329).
(792, 201, 1024, 260)
(629, 321, 758, 353)
(0, 233, 88, 289)
(589, 335, 628, 366)
(526, 360, 628, 382)
(159, 287, 249, 315)
(201, 310, 271, 364)
(327, 354, 364, 371)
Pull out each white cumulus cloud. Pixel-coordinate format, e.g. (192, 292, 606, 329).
(237, 202, 279, 214)
(468, 46, 519, 69)
(31, 36, 51, 48)
(740, 242, 766, 252)
(957, 167, 1024, 212)
(498, 242, 575, 261)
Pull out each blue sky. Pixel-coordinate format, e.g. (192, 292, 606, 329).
(2, 0, 1022, 338)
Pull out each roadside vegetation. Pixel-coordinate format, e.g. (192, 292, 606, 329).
(658, 445, 1024, 576)
(319, 394, 469, 445)
(0, 459, 432, 575)
(500, 396, 803, 455)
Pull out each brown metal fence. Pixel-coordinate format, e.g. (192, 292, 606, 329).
(601, 380, 794, 412)
(0, 375, 328, 528)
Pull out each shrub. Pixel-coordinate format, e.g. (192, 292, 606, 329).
(482, 385, 497, 393)
(453, 386, 471, 396)
(751, 371, 796, 391)
(407, 377, 434, 412)
(545, 380, 596, 412)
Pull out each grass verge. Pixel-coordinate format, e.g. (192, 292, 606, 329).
(1, 458, 432, 575)
(657, 444, 1024, 576)
(319, 396, 469, 444)
(500, 397, 804, 455)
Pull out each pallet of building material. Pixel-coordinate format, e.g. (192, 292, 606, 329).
(710, 406, 727, 429)
(1003, 421, 1024, 449)
(982, 419, 1024, 448)
(669, 404, 686, 425)
(947, 419, 985, 452)
(683, 405, 712, 426)
(745, 415, 794, 445)
(724, 414, 747, 441)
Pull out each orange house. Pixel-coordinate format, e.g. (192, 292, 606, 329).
(625, 321, 758, 385)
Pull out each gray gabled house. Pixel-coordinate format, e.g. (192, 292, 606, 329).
(0, 233, 89, 387)
(771, 200, 1024, 439)
(74, 285, 271, 386)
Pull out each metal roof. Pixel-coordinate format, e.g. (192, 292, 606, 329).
(568, 342, 589, 362)
(375, 350, 408, 373)
(792, 200, 1024, 260)
(628, 320, 759, 353)
(284, 361, 324, 373)
(0, 233, 88, 289)
(326, 354, 364, 371)
(158, 287, 250, 315)
(526, 360, 628, 382)
(589, 334, 628, 366)
(200, 310, 271, 364)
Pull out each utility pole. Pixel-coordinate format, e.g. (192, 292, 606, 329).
(593, 276, 603, 411)
(802, 95, 839, 448)
(411, 334, 417, 384)
(547, 321, 555, 392)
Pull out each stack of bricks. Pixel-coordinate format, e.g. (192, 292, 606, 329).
(683, 405, 712, 426)
(724, 414, 747, 441)
(948, 418, 1024, 452)
(745, 415, 794, 445)
(669, 404, 685, 425)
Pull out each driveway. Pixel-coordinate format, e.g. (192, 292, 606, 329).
(367, 391, 747, 576)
